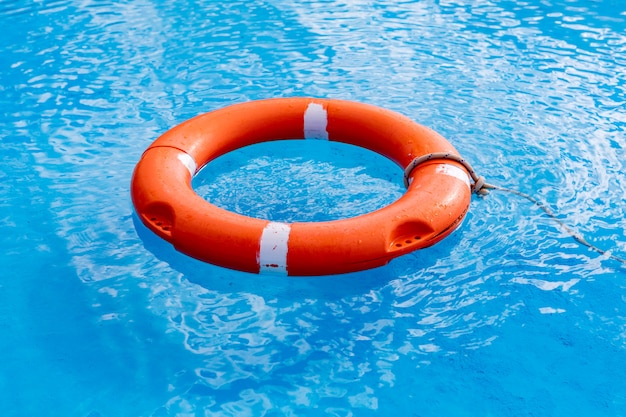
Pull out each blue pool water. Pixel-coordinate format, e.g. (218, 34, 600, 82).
(2, 0, 626, 416)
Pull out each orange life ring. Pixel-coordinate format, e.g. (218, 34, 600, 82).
(131, 98, 472, 276)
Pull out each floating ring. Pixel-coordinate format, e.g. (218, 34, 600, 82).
(131, 98, 472, 276)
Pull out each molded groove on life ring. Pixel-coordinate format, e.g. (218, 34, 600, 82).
(388, 220, 436, 252)
(142, 202, 175, 239)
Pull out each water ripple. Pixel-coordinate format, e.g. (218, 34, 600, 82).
(193, 140, 404, 222)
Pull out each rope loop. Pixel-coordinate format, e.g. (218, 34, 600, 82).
(403, 152, 493, 195)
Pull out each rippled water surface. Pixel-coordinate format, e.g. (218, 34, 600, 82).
(1, 0, 626, 416)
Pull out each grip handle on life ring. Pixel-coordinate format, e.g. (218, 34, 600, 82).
(387, 220, 435, 252)
(132, 147, 194, 241)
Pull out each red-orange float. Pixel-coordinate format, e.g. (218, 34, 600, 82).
(131, 98, 473, 276)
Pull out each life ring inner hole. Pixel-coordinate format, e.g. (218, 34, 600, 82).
(192, 139, 405, 223)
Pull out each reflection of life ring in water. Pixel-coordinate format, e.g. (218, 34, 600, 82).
(131, 98, 473, 276)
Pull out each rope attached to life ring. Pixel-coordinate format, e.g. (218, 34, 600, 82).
(404, 152, 493, 194)
(404, 153, 626, 266)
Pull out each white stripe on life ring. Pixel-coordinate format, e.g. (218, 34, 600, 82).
(436, 164, 471, 189)
(177, 152, 197, 177)
(304, 102, 329, 140)
(258, 222, 291, 274)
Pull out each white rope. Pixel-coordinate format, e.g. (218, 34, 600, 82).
(403, 152, 493, 195)
(403, 153, 626, 266)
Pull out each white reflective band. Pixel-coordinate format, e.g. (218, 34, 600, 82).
(258, 222, 291, 275)
(177, 152, 197, 177)
(303, 102, 329, 140)
(436, 164, 471, 189)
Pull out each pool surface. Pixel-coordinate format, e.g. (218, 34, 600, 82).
(2, 0, 626, 416)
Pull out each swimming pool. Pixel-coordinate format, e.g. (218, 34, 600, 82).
(1, 0, 625, 415)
